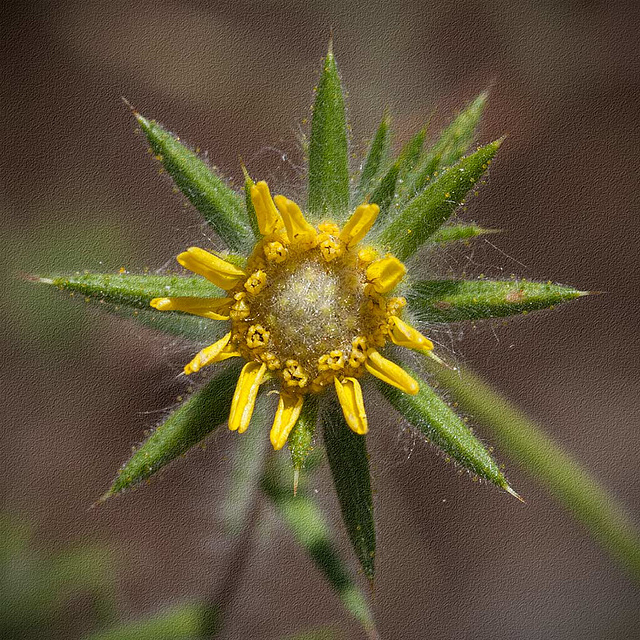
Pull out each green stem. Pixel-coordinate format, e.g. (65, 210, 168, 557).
(427, 361, 640, 581)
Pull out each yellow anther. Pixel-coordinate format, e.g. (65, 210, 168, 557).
(260, 351, 281, 370)
(263, 240, 288, 263)
(318, 350, 345, 372)
(244, 270, 267, 294)
(340, 203, 380, 247)
(349, 336, 368, 368)
(150, 296, 232, 320)
(250, 181, 284, 235)
(177, 247, 246, 290)
(366, 255, 406, 293)
(273, 195, 317, 247)
(184, 333, 239, 375)
(386, 296, 407, 317)
(364, 349, 419, 395)
(270, 392, 304, 450)
(230, 291, 251, 319)
(318, 222, 340, 235)
(388, 316, 433, 351)
(334, 377, 368, 434)
(228, 362, 267, 433)
(283, 359, 309, 388)
(246, 324, 270, 348)
(357, 247, 378, 265)
(319, 238, 343, 262)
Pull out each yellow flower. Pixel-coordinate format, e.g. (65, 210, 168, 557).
(150, 181, 434, 449)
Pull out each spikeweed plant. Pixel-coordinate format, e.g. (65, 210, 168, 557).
(33, 43, 640, 637)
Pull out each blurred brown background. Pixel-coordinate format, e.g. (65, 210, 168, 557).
(3, 0, 640, 638)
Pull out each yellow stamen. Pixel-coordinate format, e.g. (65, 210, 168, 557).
(283, 359, 308, 388)
(150, 296, 232, 320)
(365, 349, 419, 394)
(228, 362, 267, 433)
(184, 333, 239, 375)
(334, 377, 368, 434)
(246, 324, 270, 348)
(318, 350, 345, 371)
(230, 291, 250, 320)
(388, 316, 434, 351)
(386, 296, 407, 317)
(357, 247, 378, 265)
(339, 203, 380, 247)
(260, 351, 282, 370)
(244, 270, 267, 294)
(250, 181, 285, 235)
(366, 255, 406, 293)
(177, 247, 246, 290)
(273, 195, 317, 246)
(319, 237, 343, 262)
(270, 392, 304, 450)
(263, 241, 288, 263)
(349, 336, 368, 368)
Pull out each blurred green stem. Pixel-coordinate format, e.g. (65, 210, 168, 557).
(427, 361, 640, 581)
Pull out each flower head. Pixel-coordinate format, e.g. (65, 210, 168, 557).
(151, 182, 433, 447)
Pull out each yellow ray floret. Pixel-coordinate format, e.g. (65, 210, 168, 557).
(334, 377, 368, 434)
(366, 255, 406, 293)
(273, 195, 317, 246)
(184, 332, 240, 375)
(177, 247, 246, 290)
(150, 296, 233, 320)
(365, 349, 419, 395)
(339, 203, 380, 247)
(270, 392, 304, 450)
(229, 362, 267, 433)
(388, 316, 434, 351)
(250, 181, 285, 236)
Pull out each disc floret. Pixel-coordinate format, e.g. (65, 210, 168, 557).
(150, 180, 435, 449)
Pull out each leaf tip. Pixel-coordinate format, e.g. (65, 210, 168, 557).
(503, 483, 526, 504)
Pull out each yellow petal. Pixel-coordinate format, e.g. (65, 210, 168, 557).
(388, 316, 434, 351)
(333, 377, 368, 434)
(366, 255, 406, 293)
(339, 203, 380, 247)
(273, 195, 317, 246)
(177, 247, 246, 290)
(150, 296, 232, 320)
(184, 333, 239, 375)
(228, 362, 267, 433)
(270, 392, 304, 450)
(364, 350, 419, 395)
(250, 181, 285, 235)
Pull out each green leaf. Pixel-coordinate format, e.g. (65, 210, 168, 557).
(410, 91, 488, 194)
(135, 112, 254, 251)
(356, 111, 391, 201)
(288, 394, 318, 488)
(378, 139, 502, 261)
(323, 399, 375, 581)
(37, 273, 223, 308)
(429, 222, 498, 245)
(377, 366, 514, 493)
(83, 602, 219, 640)
(101, 363, 242, 500)
(397, 127, 427, 180)
(261, 460, 376, 633)
(368, 160, 400, 224)
(407, 279, 587, 323)
(425, 360, 640, 581)
(307, 44, 350, 221)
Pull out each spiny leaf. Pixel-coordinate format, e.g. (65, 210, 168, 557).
(369, 160, 400, 225)
(429, 222, 499, 245)
(37, 273, 223, 308)
(307, 44, 349, 221)
(356, 111, 391, 202)
(410, 91, 488, 195)
(378, 139, 502, 261)
(33, 273, 225, 342)
(407, 279, 587, 323)
(288, 394, 318, 492)
(397, 127, 427, 181)
(82, 602, 219, 640)
(322, 399, 375, 581)
(101, 364, 242, 500)
(135, 111, 254, 251)
(261, 460, 376, 633)
(377, 366, 514, 494)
